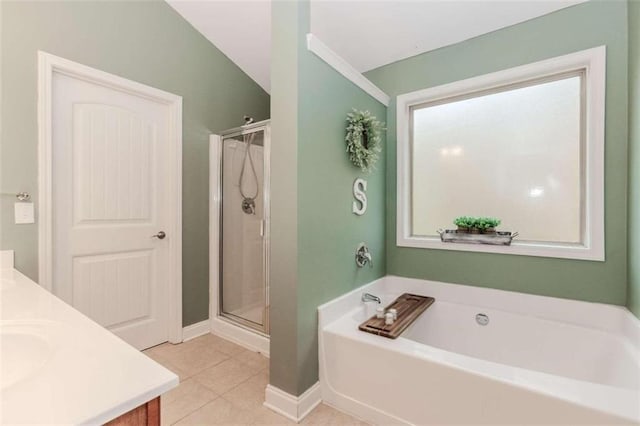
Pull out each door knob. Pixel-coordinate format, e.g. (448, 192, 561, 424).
(152, 231, 166, 239)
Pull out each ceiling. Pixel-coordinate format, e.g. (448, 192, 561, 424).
(166, 0, 272, 91)
(166, 0, 586, 94)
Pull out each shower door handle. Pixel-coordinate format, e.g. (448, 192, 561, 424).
(151, 231, 166, 240)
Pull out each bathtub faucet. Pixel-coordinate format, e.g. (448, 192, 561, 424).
(361, 293, 381, 304)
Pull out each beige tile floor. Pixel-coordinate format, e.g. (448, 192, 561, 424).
(143, 333, 367, 425)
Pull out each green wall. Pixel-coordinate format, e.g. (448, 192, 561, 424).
(628, 0, 640, 318)
(365, 1, 629, 306)
(0, 0, 270, 326)
(269, 0, 303, 396)
(270, 1, 386, 396)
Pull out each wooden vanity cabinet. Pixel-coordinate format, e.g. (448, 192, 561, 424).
(105, 397, 160, 426)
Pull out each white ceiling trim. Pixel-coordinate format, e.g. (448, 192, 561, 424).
(307, 34, 390, 106)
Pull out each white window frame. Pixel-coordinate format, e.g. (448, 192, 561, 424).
(396, 46, 606, 261)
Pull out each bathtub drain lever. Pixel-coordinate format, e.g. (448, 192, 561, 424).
(476, 313, 489, 326)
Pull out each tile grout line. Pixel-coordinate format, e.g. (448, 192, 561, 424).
(165, 394, 222, 426)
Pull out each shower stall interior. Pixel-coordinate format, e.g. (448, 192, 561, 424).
(210, 119, 270, 347)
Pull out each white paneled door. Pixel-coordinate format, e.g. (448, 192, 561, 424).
(50, 66, 181, 350)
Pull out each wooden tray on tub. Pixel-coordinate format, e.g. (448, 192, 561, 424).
(358, 293, 434, 339)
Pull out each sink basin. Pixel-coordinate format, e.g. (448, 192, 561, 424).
(1, 321, 53, 390)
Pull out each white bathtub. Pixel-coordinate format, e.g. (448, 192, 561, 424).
(318, 276, 640, 425)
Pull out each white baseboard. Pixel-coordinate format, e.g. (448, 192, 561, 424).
(182, 320, 210, 342)
(264, 382, 322, 423)
(210, 317, 270, 356)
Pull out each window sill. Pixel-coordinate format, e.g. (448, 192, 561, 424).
(396, 236, 604, 261)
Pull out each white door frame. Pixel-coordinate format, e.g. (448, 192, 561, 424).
(37, 51, 183, 343)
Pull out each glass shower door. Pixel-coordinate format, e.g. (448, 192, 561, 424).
(220, 128, 268, 334)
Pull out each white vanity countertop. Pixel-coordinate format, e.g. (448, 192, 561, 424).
(0, 258, 178, 424)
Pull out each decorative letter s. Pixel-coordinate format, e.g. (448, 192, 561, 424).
(352, 178, 367, 216)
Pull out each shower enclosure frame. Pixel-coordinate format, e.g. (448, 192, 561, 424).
(209, 120, 270, 354)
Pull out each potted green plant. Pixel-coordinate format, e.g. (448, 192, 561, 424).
(477, 217, 501, 234)
(468, 217, 481, 234)
(453, 216, 473, 233)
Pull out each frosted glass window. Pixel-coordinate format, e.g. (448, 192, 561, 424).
(410, 74, 583, 243)
(397, 47, 605, 260)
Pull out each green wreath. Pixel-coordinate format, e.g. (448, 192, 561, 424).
(345, 109, 385, 173)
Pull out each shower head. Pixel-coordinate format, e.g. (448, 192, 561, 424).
(243, 116, 255, 126)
